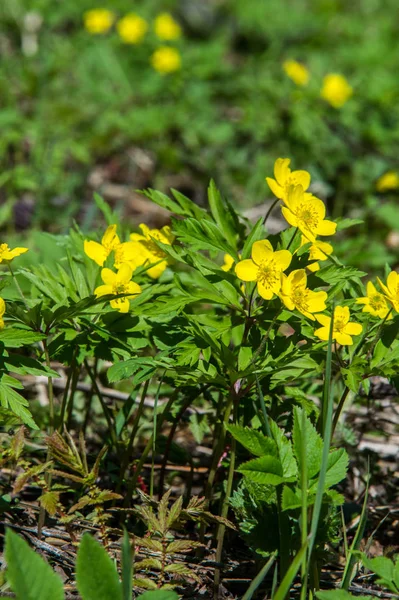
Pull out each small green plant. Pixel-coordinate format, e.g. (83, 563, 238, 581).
(4, 528, 178, 600)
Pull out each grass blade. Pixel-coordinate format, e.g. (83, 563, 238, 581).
(242, 551, 277, 600)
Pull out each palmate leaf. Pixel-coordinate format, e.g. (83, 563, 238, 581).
(270, 420, 298, 479)
(5, 529, 65, 600)
(226, 424, 278, 457)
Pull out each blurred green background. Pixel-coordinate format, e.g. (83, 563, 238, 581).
(0, 0, 398, 268)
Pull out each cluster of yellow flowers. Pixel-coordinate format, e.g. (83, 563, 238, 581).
(0, 243, 29, 329)
(83, 9, 182, 74)
(283, 60, 353, 108)
(84, 223, 174, 312)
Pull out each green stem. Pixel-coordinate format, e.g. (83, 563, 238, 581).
(7, 263, 29, 309)
(286, 227, 298, 251)
(332, 386, 350, 436)
(277, 485, 291, 584)
(214, 394, 238, 597)
(263, 197, 280, 226)
(58, 350, 78, 430)
(366, 307, 394, 359)
(250, 307, 282, 366)
(117, 379, 150, 495)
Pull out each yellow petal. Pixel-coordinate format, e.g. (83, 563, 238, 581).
(94, 284, 113, 298)
(251, 240, 273, 264)
(139, 223, 151, 239)
(0, 317, 4, 329)
(102, 224, 120, 248)
(274, 158, 291, 185)
(366, 281, 378, 297)
(281, 206, 298, 228)
(280, 294, 295, 311)
(314, 326, 330, 341)
(0, 298, 5, 316)
(257, 280, 275, 300)
(127, 281, 142, 295)
(334, 305, 350, 324)
(235, 259, 258, 281)
(315, 313, 331, 327)
(387, 271, 399, 293)
(222, 254, 235, 272)
(273, 250, 292, 271)
(335, 332, 353, 345)
(290, 269, 307, 287)
(116, 263, 133, 283)
(316, 220, 337, 237)
(101, 268, 117, 286)
(344, 322, 363, 336)
(84, 241, 108, 266)
(307, 261, 320, 272)
(307, 290, 327, 313)
(290, 170, 311, 191)
(130, 233, 146, 242)
(377, 276, 390, 297)
(147, 260, 167, 279)
(266, 177, 284, 199)
(110, 297, 130, 313)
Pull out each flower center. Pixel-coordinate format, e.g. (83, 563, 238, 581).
(292, 288, 309, 312)
(334, 317, 346, 333)
(370, 294, 385, 311)
(297, 204, 319, 231)
(257, 260, 280, 289)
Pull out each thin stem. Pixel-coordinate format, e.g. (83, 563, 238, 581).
(150, 372, 166, 497)
(84, 359, 119, 453)
(286, 227, 298, 251)
(7, 263, 29, 309)
(262, 197, 280, 226)
(58, 350, 78, 430)
(250, 307, 282, 366)
(331, 386, 350, 436)
(214, 394, 238, 597)
(256, 374, 271, 437)
(117, 379, 150, 495)
(366, 307, 394, 359)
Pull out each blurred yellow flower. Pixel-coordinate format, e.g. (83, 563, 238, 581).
(283, 60, 309, 86)
(356, 281, 391, 319)
(315, 306, 362, 345)
(282, 185, 336, 242)
(376, 171, 399, 192)
(320, 73, 353, 108)
(117, 13, 148, 44)
(280, 269, 327, 320)
(377, 271, 399, 312)
(95, 264, 141, 313)
(154, 13, 181, 40)
(0, 243, 28, 264)
(266, 158, 311, 205)
(130, 224, 174, 279)
(0, 298, 5, 329)
(235, 240, 292, 300)
(300, 235, 333, 272)
(151, 46, 181, 74)
(83, 9, 114, 34)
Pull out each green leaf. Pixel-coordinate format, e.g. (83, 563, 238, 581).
(172, 217, 236, 256)
(316, 264, 366, 285)
(5, 529, 65, 600)
(208, 179, 237, 248)
(241, 218, 264, 259)
(292, 407, 323, 479)
(0, 382, 38, 429)
(76, 534, 123, 600)
(362, 556, 395, 586)
(226, 424, 278, 457)
(238, 346, 253, 372)
(281, 486, 302, 511)
(137, 591, 179, 600)
(121, 529, 132, 600)
(0, 328, 45, 348)
(93, 192, 117, 225)
(316, 591, 369, 600)
(237, 455, 285, 485)
(270, 420, 298, 479)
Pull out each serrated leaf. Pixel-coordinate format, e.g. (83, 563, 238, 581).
(167, 495, 183, 528)
(0, 328, 45, 347)
(76, 534, 123, 600)
(208, 179, 237, 248)
(172, 217, 236, 256)
(5, 529, 65, 600)
(164, 563, 200, 582)
(237, 455, 285, 485)
(0, 383, 38, 429)
(270, 420, 298, 479)
(39, 491, 59, 516)
(135, 558, 163, 571)
(226, 424, 278, 457)
(292, 407, 323, 479)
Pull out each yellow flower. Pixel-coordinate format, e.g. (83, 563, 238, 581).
(154, 13, 181, 40)
(0, 297, 5, 329)
(315, 306, 362, 346)
(0, 243, 28, 264)
(84, 224, 121, 267)
(282, 185, 336, 242)
(320, 74, 353, 108)
(356, 281, 391, 319)
(130, 224, 174, 279)
(283, 60, 309, 86)
(280, 269, 327, 320)
(376, 171, 399, 193)
(94, 264, 141, 313)
(235, 240, 292, 300)
(377, 271, 399, 312)
(266, 158, 311, 205)
(117, 13, 148, 44)
(83, 9, 114, 34)
(222, 254, 238, 272)
(151, 46, 181, 74)
(300, 235, 333, 272)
